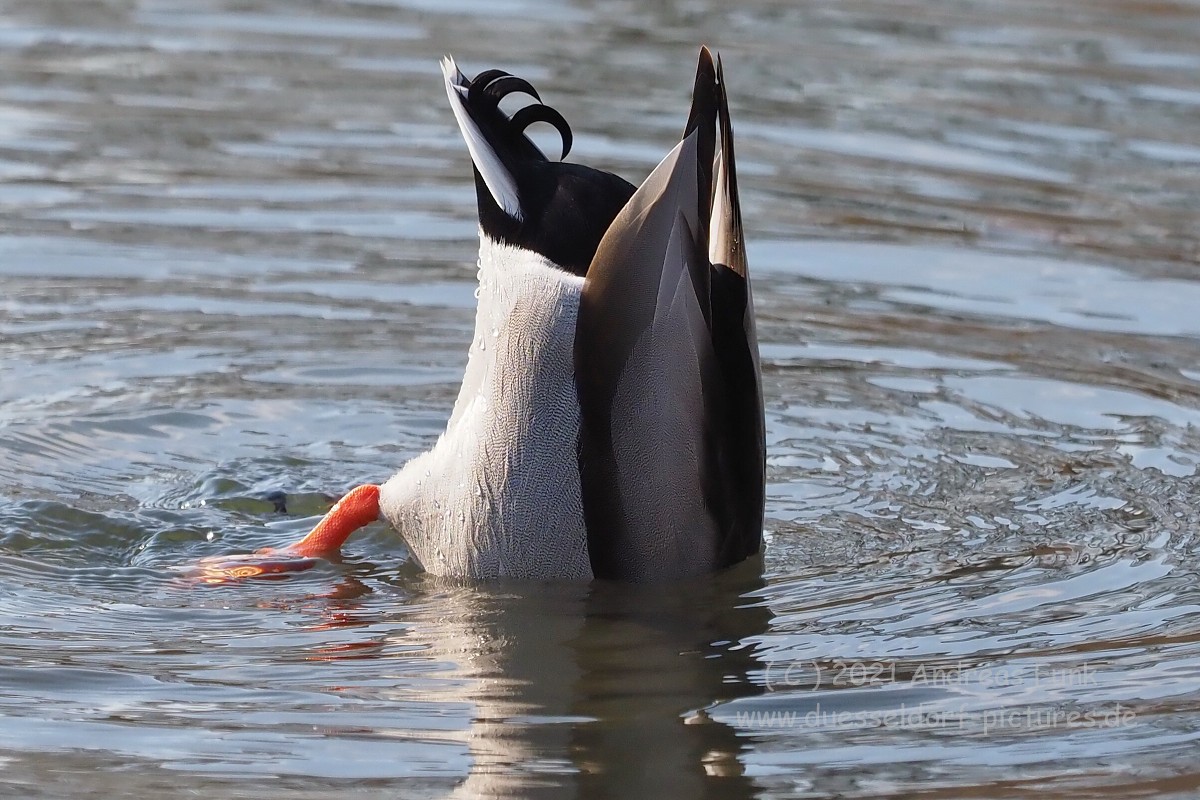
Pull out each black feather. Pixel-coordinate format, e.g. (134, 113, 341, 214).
(510, 103, 573, 160)
(482, 75, 542, 104)
(452, 61, 634, 275)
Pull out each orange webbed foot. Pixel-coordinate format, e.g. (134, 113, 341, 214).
(183, 484, 382, 585)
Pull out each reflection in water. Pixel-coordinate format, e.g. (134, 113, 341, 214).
(352, 563, 771, 798)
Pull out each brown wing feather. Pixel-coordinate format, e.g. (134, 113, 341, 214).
(576, 47, 764, 581)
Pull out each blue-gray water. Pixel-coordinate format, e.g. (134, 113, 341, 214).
(3, 1, 1200, 798)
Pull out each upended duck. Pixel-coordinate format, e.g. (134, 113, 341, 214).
(202, 47, 764, 584)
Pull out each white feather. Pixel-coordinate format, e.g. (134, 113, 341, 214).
(379, 235, 591, 579)
(440, 57, 524, 222)
(709, 145, 729, 265)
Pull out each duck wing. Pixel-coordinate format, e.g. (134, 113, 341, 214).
(575, 47, 765, 582)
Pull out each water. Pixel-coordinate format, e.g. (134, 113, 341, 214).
(3, 0, 1200, 797)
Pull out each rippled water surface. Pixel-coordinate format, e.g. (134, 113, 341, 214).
(3, 1, 1200, 797)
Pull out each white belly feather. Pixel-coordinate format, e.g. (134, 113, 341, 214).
(379, 235, 592, 580)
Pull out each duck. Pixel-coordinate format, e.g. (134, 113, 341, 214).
(198, 47, 764, 584)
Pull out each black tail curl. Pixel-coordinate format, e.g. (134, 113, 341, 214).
(463, 68, 573, 161)
(445, 57, 635, 276)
